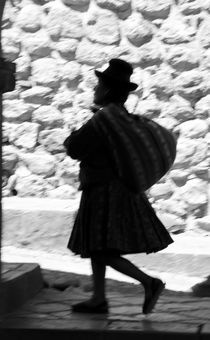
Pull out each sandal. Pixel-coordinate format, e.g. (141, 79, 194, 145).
(143, 278, 165, 314)
(72, 300, 109, 314)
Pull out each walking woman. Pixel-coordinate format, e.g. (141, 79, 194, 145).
(64, 59, 175, 315)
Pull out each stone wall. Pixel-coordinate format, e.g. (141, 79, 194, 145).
(2, 0, 210, 234)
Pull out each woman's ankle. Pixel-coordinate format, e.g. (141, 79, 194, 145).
(142, 276, 153, 291)
(91, 294, 106, 304)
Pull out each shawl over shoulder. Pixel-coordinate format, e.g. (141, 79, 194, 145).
(91, 104, 177, 193)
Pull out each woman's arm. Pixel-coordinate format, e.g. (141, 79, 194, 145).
(63, 119, 101, 160)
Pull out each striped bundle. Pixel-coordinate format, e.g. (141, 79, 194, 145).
(91, 104, 177, 193)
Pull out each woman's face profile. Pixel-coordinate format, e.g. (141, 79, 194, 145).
(93, 79, 109, 106)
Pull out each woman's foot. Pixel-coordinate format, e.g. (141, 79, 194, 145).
(143, 278, 165, 314)
(72, 298, 109, 314)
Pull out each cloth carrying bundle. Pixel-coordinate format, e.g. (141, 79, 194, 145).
(91, 104, 177, 193)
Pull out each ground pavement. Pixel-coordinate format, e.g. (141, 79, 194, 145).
(1, 234, 210, 339)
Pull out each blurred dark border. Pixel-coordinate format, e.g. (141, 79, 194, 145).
(0, 0, 7, 319)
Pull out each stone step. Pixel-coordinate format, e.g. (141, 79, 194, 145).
(2, 197, 209, 253)
(1, 262, 44, 314)
(2, 197, 79, 251)
(126, 252, 210, 277)
(2, 244, 209, 292)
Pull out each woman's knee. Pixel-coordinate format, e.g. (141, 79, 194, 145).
(91, 252, 107, 264)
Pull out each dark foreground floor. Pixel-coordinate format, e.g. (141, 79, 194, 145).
(1, 264, 210, 340)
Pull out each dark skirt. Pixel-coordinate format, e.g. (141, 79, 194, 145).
(68, 179, 173, 258)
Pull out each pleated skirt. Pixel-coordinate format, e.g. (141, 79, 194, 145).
(68, 179, 173, 258)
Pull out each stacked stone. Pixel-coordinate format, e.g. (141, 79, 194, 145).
(2, 0, 210, 233)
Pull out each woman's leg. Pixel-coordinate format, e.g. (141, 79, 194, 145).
(90, 254, 156, 297)
(105, 255, 164, 314)
(90, 255, 106, 303)
(106, 255, 153, 290)
(90, 254, 153, 297)
(71, 255, 107, 311)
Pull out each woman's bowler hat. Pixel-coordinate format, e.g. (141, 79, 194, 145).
(95, 59, 138, 91)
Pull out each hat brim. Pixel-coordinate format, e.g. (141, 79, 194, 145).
(95, 70, 138, 91)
